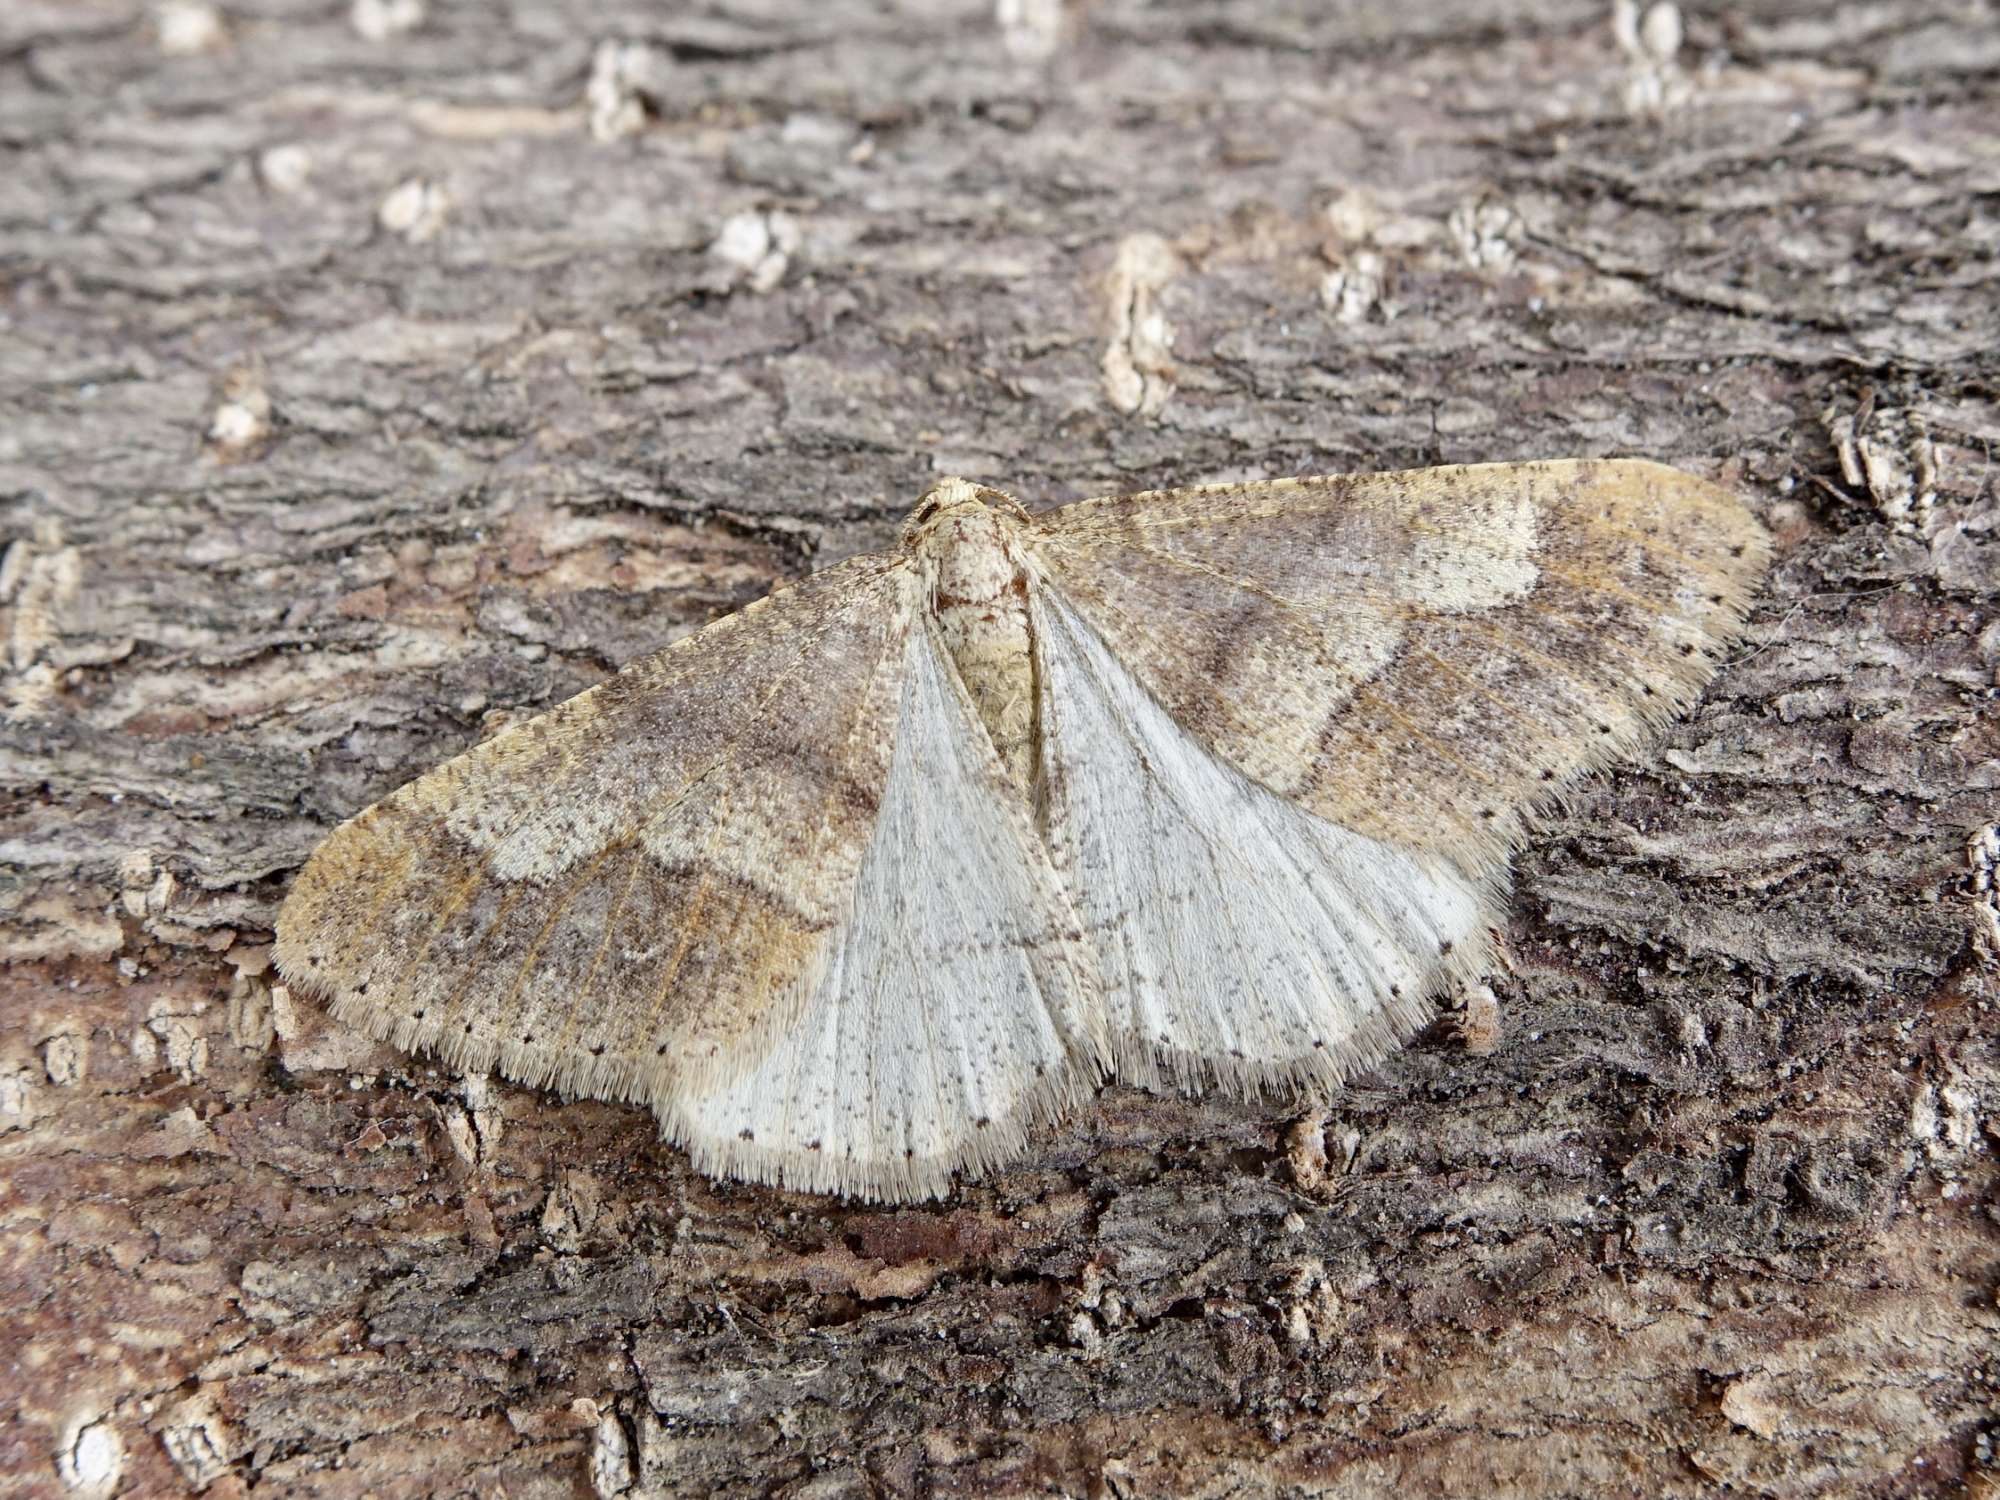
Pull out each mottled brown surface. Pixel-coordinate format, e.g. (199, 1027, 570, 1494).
(275, 550, 915, 1113)
(1034, 461, 1766, 866)
(2, 1, 1996, 1497)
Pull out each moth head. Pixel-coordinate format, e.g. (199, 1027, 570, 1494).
(900, 477, 1029, 548)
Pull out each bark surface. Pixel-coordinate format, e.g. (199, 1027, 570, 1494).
(3, 2, 1997, 1497)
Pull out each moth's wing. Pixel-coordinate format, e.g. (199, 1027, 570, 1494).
(1031, 460, 1769, 881)
(1025, 459, 1767, 1092)
(277, 557, 1100, 1202)
(1030, 585, 1487, 1094)
(661, 621, 1103, 1201)
(277, 555, 917, 1128)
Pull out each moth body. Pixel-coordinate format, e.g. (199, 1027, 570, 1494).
(907, 478, 1042, 796)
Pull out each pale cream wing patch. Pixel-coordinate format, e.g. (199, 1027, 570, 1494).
(662, 621, 1103, 1200)
(275, 554, 917, 1116)
(1032, 459, 1770, 883)
(1031, 589, 1488, 1096)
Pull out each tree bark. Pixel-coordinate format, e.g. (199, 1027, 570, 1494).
(3, 2, 1996, 1497)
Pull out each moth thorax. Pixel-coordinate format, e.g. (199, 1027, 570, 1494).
(920, 504, 1039, 797)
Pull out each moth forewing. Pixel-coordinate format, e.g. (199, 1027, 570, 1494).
(1030, 459, 1770, 883)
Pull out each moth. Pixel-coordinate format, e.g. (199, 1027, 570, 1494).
(277, 460, 1768, 1200)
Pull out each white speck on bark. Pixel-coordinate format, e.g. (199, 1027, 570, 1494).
(1102, 233, 1179, 416)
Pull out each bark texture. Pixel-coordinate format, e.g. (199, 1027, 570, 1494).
(3, 1, 1997, 1497)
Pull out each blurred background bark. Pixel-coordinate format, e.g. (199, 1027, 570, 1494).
(2, 1, 1996, 1496)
